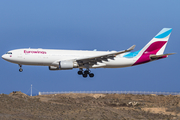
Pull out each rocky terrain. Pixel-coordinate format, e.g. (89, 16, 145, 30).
(0, 91, 180, 120)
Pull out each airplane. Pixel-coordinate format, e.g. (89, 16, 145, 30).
(2, 28, 175, 78)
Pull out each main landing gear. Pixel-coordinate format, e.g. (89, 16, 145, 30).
(78, 69, 94, 78)
(18, 64, 23, 72)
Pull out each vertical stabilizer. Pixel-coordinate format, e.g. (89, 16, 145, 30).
(133, 28, 172, 65)
(139, 28, 172, 56)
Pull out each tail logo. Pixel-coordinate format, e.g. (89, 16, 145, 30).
(133, 28, 172, 65)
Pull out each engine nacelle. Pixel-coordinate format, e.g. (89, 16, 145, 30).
(49, 61, 78, 70)
(60, 61, 73, 69)
(49, 66, 60, 70)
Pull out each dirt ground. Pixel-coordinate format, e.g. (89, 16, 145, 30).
(0, 91, 180, 120)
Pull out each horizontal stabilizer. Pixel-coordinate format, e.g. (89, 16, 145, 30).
(150, 53, 175, 59)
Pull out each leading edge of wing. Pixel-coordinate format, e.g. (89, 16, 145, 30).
(76, 45, 136, 61)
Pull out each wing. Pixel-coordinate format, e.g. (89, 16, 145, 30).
(76, 45, 136, 67)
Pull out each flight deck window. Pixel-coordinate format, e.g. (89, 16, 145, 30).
(6, 52, 12, 54)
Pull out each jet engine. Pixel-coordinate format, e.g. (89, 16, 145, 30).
(49, 61, 78, 70)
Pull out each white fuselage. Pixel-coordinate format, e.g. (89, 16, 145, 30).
(2, 48, 137, 69)
(1, 28, 173, 78)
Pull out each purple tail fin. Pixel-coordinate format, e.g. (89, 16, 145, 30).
(133, 28, 172, 65)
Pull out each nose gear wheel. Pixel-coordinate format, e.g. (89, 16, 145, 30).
(18, 64, 23, 72)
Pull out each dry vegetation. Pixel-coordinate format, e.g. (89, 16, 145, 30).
(0, 91, 180, 120)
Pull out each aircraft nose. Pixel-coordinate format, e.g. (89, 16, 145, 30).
(2, 54, 6, 60)
(2, 54, 5, 59)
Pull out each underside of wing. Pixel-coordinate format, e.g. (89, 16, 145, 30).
(76, 45, 136, 67)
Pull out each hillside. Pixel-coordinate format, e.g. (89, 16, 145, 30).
(0, 91, 179, 120)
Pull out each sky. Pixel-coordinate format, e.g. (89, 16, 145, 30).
(0, 0, 179, 95)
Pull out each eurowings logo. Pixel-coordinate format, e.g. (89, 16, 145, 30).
(24, 50, 47, 54)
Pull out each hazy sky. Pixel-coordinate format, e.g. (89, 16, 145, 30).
(0, 1, 179, 94)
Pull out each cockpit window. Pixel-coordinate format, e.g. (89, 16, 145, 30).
(6, 52, 12, 54)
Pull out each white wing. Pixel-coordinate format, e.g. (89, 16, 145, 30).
(76, 45, 136, 67)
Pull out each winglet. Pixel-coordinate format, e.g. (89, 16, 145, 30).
(126, 45, 136, 52)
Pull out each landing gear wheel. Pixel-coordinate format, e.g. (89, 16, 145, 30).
(78, 71, 83, 75)
(89, 73, 94, 78)
(83, 74, 87, 78)
(84, 70, 89, 74)
(18, 64, 23, 72)
(19, 68, 23, 72)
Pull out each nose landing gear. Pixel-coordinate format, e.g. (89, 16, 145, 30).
(77, 69, 94, 78)
(18, 64, 23, 72)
